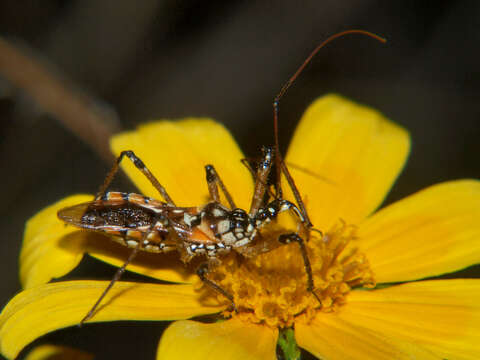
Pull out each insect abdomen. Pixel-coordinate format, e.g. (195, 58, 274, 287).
(58, 193, 175, 253)
(81, 202, 154, 228)
(58, 192, 162, 229)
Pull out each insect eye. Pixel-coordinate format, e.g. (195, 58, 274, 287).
(256, 212, 267, 221)
(232, 209, 247, 219)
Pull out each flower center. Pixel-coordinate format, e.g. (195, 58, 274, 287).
(201, 220, 375, 328)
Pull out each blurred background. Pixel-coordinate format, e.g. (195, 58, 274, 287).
(0, 1, 479, 359)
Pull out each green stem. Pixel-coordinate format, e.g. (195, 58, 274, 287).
(277, 327, 301, 360)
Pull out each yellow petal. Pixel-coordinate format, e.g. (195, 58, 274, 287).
(157, 319, 277, 360)
(0, 281, 223, 359)
(110, 119, 253, 209)
(88, 243, 197, 284)
(295, 314, 437, 360)
(285, 94, 410, 230)
(358, 179, 480, 283)
(337, 279, 480, 359)
(24, 344, 93, 360)
(20, 194, 93, 288)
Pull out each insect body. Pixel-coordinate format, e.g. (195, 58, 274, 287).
(58, 148, 310, 323)
(59, 189, 301, 261)
(58, 30, 384, 325)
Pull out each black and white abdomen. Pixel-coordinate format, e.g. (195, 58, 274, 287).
(57, 193, 175, 253)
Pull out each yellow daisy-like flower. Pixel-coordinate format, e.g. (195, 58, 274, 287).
(1, 94, 480, 359)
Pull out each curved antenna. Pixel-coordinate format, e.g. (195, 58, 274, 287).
(273, 29, 386, 227)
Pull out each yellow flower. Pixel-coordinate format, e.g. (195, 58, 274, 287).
(1, 94, 480, 359)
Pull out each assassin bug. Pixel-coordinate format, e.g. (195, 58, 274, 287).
(58, 30, 385, 325)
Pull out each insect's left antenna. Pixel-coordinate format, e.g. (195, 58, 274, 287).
(272, 29, 386, 227)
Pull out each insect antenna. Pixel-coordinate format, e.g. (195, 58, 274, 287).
(272, 29, 386, 228)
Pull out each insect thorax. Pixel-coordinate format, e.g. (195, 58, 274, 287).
(190, 203, 255, 248)
(190, 199, 298, 253)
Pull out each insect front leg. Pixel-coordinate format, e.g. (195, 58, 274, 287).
(278, 233, 321, 304)
(263, 199, 321, 303)
(249, 146, 275, 216)
(196, 262, 237, 312)
(277, 159, 313, 228)
(204, 164, 236, 209)
(97, 150, 175, 205)
(241, 157, 278, 206)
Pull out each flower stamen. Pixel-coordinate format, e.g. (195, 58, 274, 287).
(199, 220, 376, 328)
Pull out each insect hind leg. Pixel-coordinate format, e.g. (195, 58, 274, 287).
(97, 150, 175, 205)
(79, 243, 141, 326)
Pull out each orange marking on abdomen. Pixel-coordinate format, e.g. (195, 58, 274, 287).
(146, 231, 168, 244)
(106, 192, 125, 202)
(190, 227, 216, 244)
(128, 193, 146, 204)
(126, 230, 143, 240)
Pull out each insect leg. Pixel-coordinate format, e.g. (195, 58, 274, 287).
(278, 159, 313, 228)
(240, 158, 255, 178)
(249, 146, 274, 216)
(96, 150, 175, 205)
(278, 233, 321, 304)
(268, 199, 321, 303)
(241, 157, 278, 206)
(204, 164, 236, 209)
(196, 262, 237, 312)
(79, 243, 141, 326)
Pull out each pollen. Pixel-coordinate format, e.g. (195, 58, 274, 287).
(201, 220, 375, 328)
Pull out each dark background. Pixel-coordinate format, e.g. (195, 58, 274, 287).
(0, 1, 479, 359)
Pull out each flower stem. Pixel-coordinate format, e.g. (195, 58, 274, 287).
(277, 327, 301, 360)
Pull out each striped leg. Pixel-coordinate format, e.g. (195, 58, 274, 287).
(278, 233, 320, 303)
(96, 150, 175, 205)
(249, 146, 275, 216)
(204, 164, 236, 209)
(266, 199, 321, 304)
(197, 262, 237, 312)
(79, 241, 142, 326)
